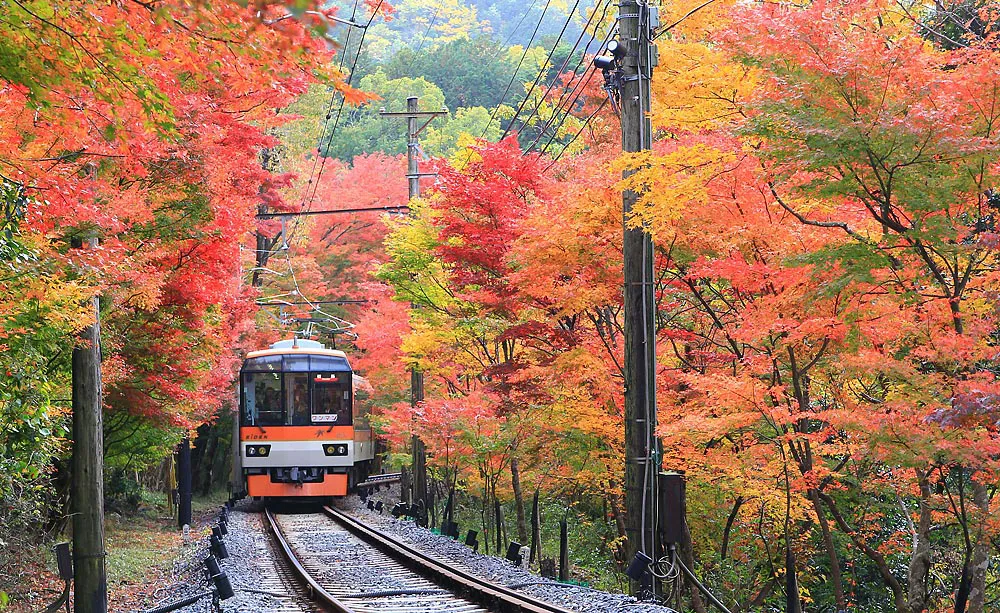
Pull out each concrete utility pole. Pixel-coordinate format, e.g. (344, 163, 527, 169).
(379, 97, 445, 523)
(71, 235, 107, 613)
(618, 0, 660, 596)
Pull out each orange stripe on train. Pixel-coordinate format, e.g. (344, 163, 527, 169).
(240, 425, 355, 441)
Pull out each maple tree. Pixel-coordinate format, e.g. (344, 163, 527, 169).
(369, 0, 1000, 607)
(0, 3, 385, 597)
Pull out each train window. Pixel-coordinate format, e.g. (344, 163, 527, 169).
(312, 372, 352, 425)
(310, 355, 350, 372)
(243, 355, 282, 372)
(242, 372, 283, 426)
(286, 373, 310, 425)
(283, 355, 310, 372)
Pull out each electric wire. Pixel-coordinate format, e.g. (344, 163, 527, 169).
(466, 0, 555, 161)
(517, 0, 611, 147)
(298, 0, 386, 233)
(525, 0, 614, 154)
(382, 6, 442, 106)
(499, 0, 582, 141)
(540, 97, 608, 172)
(536, 23, 615, 157)
(535, 67, 598, 156)
(257, 1, 386, 338)
(245, 0, 362, 338)
(292, 0, 362, 222)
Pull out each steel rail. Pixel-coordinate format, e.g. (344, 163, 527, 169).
(263, 508, 354, 613)
(322, 505, 576, 613)
(355, 472, 402, 488)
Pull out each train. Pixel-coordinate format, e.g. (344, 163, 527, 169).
(232, 339, 376, 499)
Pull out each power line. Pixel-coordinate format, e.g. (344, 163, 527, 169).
(470, 0, 555, 155)
(537, 66, 601, 156)
(519, 0, 610, 140)
(250, 1, 387, 340)
(257, 300, 369, 306)
(499, 0, 582, 141)
(535, 22, 616, 156)
(524, 0, 615, 153)
(383, 6, 442, 107)
(542, 97, 608, 172)
(292, 0, 362, 222)
(300, 0, 386, 225)
(257, 205, 408, 218)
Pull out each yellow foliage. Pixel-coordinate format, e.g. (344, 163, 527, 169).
(614, 144, 737, 238)
(651, 39, 759, 133)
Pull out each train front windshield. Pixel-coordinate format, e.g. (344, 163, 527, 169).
(241, 354, 353, 427)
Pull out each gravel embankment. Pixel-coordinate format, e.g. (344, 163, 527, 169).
(341, 485, 677, 613)
(136, 501, 305, 613)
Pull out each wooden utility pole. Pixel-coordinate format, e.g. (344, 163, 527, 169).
(618, 0, 660, 596)
(177, 436, 192, 528)
(71, 236, 107, 613)
(380, 96, 445, 523)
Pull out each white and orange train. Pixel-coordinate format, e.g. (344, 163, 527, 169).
(232, 339, 375, 499)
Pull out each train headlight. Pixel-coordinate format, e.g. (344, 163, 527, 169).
(245, 445, 270, 457)
(247, 446, 256, 456)
(323, 444, 349, 456)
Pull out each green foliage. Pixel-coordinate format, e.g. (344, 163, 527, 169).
(104, 469, 143, 515)
(319, 70, 447, 161)
(104, 413, 182, 472)
(382, 36, 544, 110)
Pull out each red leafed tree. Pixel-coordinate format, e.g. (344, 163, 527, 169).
(0, 1, 371, 458)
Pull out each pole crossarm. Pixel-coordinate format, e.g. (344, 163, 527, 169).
(379, 108, 447, 136)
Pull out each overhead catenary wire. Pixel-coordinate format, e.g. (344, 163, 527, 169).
(251, 1, 386, 340)
(291, 0, 362, 222)
(296, 0, 386, 235)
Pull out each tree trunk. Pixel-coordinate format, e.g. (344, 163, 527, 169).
(681, 521, 708, 613)
(511, 457, 527, 544)
(199, 426, 218, 496)
(967, 481, 990, 613)
(906, 470, 932, 613)
(809, 490, 845, 610)
(721, 496, 744, 561)
(608, 488, 627, 541)
(165, 455, 176, 518)
(530, 490, 541, 566)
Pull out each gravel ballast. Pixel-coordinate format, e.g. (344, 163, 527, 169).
(341, 485, 678, 613)
(137, 502, 306, 613)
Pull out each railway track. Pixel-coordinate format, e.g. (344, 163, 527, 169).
(264, 505, 575, 613)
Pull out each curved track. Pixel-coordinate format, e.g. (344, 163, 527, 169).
(264, 506, 574, 613)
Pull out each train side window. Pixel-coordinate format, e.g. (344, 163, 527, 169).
(244, 372, 283, 426)
(312, 372, 352, 425)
